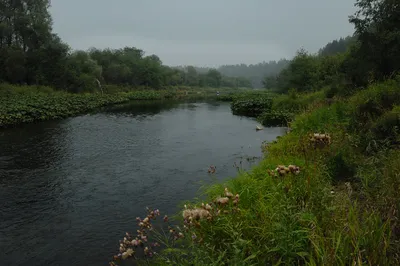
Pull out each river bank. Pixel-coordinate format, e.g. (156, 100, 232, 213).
(0, 84, 243, 128)
(112, 79, 400, 265)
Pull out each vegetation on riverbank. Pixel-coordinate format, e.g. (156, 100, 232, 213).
(0, 1, 254, 128)
(112, 80, 400, 266)
(0, 84, 243, 128)
(111, 0, 400, 265)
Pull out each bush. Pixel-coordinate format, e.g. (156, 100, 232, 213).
(231, 93, 273, 117)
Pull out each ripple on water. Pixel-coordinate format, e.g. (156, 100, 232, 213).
(0, 101, 285, 266)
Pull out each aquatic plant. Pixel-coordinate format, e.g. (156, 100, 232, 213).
(0, 84, 246, 128)
(231, 96, 272, 117)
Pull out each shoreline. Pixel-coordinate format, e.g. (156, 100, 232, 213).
(0, 86, 240, 128)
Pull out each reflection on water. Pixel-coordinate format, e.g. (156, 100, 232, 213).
(0, 101, 285, 266)
(103, 100, 181, 116)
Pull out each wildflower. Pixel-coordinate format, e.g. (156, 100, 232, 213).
(144, 247, 150, 255)
(215, 197, 229, 205)
(121, 248, 134, 259)
(275, 164, 300, 176)
(154, 209, 160, 216)
(178, 232, 184, 238)
(233, 194, 239, 205)
(131, 239, 139, 246)
(192, 233, 197, 240)
(183, 208, 210, 220)
(163, 215, 168, 222)
(224, 187, 233, 198)
(309, 132, 331, 147)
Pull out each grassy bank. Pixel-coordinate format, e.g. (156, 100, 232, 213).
(228, 89, 327, 127)
(111, 80, 400, 265)
(0, 84, 246, 128)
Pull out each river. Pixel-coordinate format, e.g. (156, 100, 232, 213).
(0, 100, 285, 266)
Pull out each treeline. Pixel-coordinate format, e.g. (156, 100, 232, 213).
(175, 60, 290, 88)
(318, 36, 355, 56)
(0, 0, 252, 92)
(172, 66, 253, 88)
(174, 36, 355, 89)
(264, 0, 399, 93)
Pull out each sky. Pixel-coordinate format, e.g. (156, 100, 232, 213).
(49, 0, 357, 67)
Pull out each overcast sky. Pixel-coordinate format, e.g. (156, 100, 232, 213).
(49, 0, 357, 67)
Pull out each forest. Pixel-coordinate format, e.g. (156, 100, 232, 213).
(0, 0, 253, 92)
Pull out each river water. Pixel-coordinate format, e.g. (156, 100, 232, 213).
(0, 100, 284, 266)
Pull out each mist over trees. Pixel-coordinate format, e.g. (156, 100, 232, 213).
(174, 60, 290, 88)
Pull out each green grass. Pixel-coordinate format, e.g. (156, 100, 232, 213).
(111, 80, 400, 265)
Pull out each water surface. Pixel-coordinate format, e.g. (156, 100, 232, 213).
(0, 101, 285, 265)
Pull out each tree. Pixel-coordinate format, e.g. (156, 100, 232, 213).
(206, 69, 222, 87)
(348, 0, 400, 82)
(185, 66, 198, 86)
(65, 50, 102, 92)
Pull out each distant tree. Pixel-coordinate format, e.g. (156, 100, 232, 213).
(185, 66, 199, 86)
(218, 59, 290, 88)
(205, 69, 222, 87)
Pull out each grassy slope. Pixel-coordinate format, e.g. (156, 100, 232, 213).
(150, 80, 400, 265)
